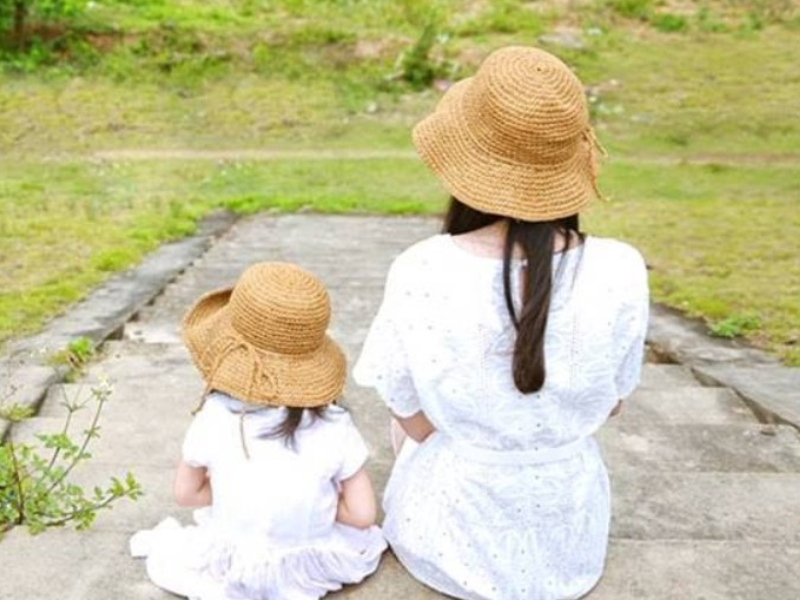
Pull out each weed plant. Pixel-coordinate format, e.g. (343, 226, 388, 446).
(0, 339, 142, 534)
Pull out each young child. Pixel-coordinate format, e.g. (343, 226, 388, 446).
(131, 262, 386, 600)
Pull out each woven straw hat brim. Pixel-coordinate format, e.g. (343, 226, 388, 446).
(182, 288, 346, 408)
(412, 77, 596, 222)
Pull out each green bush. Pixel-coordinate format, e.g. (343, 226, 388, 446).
(608, 0, 654, 21)
(455, 0, 545, 36)
(391, 23, 456, 90)
(0, 0, 86, 46)
(709, 314, 762, 339)
(696, 7, 729, 33)
(651, 13, 689, 33)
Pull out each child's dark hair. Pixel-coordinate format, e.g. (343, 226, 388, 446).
(262, 406, 329, 448)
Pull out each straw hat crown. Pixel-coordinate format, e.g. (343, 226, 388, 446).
(182, 262, 346, 408)
(464, 48, 589, 162)
(413, 46, 601, 221)
(229, 263, 330, 355)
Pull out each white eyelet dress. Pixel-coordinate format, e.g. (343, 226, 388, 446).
(354, 234, 649, 600)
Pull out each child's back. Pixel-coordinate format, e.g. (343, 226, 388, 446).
(189, 394, 373, 545)
(131, 262, 386, 600)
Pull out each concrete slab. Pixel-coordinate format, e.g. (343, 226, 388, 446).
(0, 362, 60, 441)
(598, 422, 800, 472)
(591, 540, 800, 600)
(334, 552, 447, 600)
(0, 525, 174, 600)
(623, 387, 755, 425)
(637, 363, 701, 389)
(610, 472, 800, 542)
(693, 363, 800, 427)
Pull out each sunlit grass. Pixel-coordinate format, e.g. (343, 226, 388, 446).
(2, 156, 798, 364)
(1, 0, 799, 364)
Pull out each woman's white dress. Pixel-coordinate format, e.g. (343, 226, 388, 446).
(354, 234, 649, 600)
(130, 394, 387, 600)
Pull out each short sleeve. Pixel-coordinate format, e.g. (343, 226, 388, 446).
(353, 259, 422, 418)
(334, 414, 370, 482)
(182, 399, 217, 467)
(614, 252, 650, 398)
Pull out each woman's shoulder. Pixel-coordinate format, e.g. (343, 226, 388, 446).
(383, 234, 452, 286)
(392, 234, 450, 268)
(586, 236, 644, 263)
(585, 236, 646, 275)
(583, 236, 648, 296)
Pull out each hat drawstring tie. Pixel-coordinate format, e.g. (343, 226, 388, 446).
(193, 335, 255, 414)
(193, 335, 275, 460)
(238, 411, 250, 460)
(583, 128, 608, 201)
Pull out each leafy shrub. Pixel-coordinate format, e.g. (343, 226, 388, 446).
(607, 0, 654, 21)
(456, 0, 545, 36)
(695, 7, 729, 33)
(48, 336, 94, 374)
(651, 13, 689, 33)
(0, 0, 86, 46)
(709, 314, 762, 339)
(391, 23, 456, 90)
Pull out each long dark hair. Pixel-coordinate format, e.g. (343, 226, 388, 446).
(443, 197, 584, 393)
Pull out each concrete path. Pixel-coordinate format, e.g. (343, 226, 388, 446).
(2, 214, 800, 600)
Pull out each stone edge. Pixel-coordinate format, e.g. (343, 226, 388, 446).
(647, 304, 799, 429)
(0, 211, 237, 441)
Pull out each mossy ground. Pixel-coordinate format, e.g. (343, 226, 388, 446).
(1, 0, 799, 363)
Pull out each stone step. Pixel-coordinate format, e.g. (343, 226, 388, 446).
(12, 413, 800, 544)
(2, 528, 797, 600)
(598, 421, 800, 472)
(637, 363, 702, 389)
(347, 541, 800, 600)
(623, 386, 755, 425)
(609, 471, 800, 542)
(592, 540, 800, 600)
(8, 413, 184, 469)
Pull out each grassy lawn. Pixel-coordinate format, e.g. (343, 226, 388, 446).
(1, 0, 799, 364)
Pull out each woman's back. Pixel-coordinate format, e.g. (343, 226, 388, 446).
(355, 233, 648, 600)
(357, 233, 648, 450)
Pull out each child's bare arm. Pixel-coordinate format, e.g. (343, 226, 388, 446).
(336, 468, 377, 529)
(174, 460, 212, 507)
(395, 410, 435, 443)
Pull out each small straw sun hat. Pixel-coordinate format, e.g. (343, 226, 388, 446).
(412, 46, 604, 221)
(182, 262, 346, 408)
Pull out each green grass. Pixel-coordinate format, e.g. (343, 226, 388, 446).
(586, 160, 800, 364)
(1, 0, 799, 364)
(0, 157, 442, 341)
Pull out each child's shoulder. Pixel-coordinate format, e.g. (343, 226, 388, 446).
(319, 405, 356, 430)
(295, 405, 361, 454)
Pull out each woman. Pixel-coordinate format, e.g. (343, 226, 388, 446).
(354, 46, 649, 600)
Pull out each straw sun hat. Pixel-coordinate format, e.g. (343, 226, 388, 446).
(182, 262, 346, 408)
(413, 46, 604, 222)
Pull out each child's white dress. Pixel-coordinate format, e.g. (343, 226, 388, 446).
(130, 394, 387, 600)
(354, 234, 649, 600)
